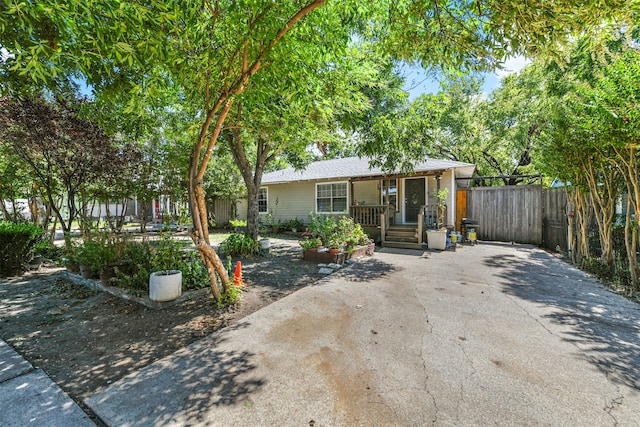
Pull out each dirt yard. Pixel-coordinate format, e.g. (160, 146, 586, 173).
(0, 237, 320, 406)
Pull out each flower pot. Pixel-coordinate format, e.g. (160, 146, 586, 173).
(329, 248, 340, 254)
(259, 238, 271, 250)
(149, 270, 182, 302)
(426, 230, 447, 250)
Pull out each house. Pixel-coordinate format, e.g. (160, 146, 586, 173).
(259, 156, 476, 248)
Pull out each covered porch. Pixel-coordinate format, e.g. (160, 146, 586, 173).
(350, 204, 445, 249)
(347, 170, 454, 248)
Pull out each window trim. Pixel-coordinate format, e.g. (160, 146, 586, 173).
(315, 181, 349, 214)
(257, 187, 268, 214)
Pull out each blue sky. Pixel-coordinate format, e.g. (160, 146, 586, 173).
(401, 55, 530, 100)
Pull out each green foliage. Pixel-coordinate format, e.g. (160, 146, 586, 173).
(229, 219, 247, 228)
(0, 221, 45, 276)
(75, 234, 116, 273)
(33, 239, 64, 261)
(437, 188, 449, 229)
(220, 233, 260, 257)
(307, 215, 370, 251)
(150, 234, 184, 272)
(281, 217, 305, 231)
(300, 237, 322, 250)
(180, 252, 210, 291)
(217, 283, 242, 308)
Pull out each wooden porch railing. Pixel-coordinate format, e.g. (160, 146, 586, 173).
(350, 205, 389, 228)
(421, 204, 447, 230)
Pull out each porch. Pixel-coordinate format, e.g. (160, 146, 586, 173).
(350, 204, 445, 249)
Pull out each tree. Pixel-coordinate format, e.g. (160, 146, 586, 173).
(0, 95, 140, 244)
(535, 28, 640, 291)
(226, 43, 390, 240)
(2, 0, 635, 301)
(481, 65, 548, 184)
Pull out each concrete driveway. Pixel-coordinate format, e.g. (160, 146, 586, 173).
(86, 242, 640, 426)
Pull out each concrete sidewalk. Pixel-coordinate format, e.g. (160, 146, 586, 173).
(0, 340, 93, 426)
(85, 242, 640, 426)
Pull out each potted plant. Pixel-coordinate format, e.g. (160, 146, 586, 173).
(327, 236, 344, 254)
(300, 237, 322, 252)
(426, 188, 449, 250)
(76, 238, 115, 279)
(148, 235, 184, 302)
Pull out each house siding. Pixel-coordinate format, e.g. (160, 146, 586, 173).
(264, 181, 317, 224)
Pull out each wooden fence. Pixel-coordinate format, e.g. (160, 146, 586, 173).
(464, 185, 567, 249)
(543, 188, 568, 252)
(207, 198, 235, 226)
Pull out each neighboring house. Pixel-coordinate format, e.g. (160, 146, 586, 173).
(259, 156, 476, 248)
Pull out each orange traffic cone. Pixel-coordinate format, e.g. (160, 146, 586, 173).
(233, 261, 245, 287)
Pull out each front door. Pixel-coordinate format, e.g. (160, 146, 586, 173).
(405, 178, 425, 223)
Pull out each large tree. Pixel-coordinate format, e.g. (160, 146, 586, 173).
(0, 96, 141, 243)
(1, 0, 635, 300)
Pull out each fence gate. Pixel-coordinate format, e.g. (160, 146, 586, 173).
(464, 185, 568, 249)
(542, 188, 568, 252)
(466, 185, 543, 245)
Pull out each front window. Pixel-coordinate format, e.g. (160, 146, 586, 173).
(382, 179, 398, 212)
(258, 187, 268, 213)
(316, 182, 348, 213)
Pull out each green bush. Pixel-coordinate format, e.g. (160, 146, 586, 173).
(181, 251, 210, 291)
(76, 235, 116, 274)
(0, 222, 45, 276)
(220, 233, 260, 257)
(282, 217, 305, 231)
(307, 214, 370, 251)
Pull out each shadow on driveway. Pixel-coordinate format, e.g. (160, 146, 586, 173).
(483, 243, 640, 391)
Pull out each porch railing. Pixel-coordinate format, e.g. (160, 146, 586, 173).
(350, 204, 389, 228)
(421, 204, 446, 230)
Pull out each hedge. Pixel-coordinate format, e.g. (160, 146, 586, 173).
(0, 222, 45, 277)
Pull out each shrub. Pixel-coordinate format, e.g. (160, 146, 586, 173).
(150, 234, 185, 272)
(307, 214, 370, 251)
(181, 251, 210, 291)
(76, 235, 116, 274)
(0, 222, 45, 276)
(282, 217, 305, 231)
(300, 237, 322, 250)
(220, 233, 260, 257)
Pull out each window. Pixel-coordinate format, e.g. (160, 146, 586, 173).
(316, 182, 348, 213)
(382, 179, 398, 212)
(258, 187, 268, 213)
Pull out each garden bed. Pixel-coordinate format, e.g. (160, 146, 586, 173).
(61, 270, 203, 310)
(303, 242, 375, 264)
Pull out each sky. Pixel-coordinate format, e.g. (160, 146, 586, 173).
(402, 55, 531, 100)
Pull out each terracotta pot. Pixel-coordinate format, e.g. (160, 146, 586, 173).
(329, 248, 340, 254)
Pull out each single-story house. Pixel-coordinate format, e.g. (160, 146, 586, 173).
(258, 156, 476, 248)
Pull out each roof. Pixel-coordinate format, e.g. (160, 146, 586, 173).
(261, 156, 476, 184)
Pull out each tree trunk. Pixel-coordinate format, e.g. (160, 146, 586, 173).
(189, 150, 230, 301)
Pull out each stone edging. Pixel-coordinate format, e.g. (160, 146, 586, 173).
(61, 270, 207, 310)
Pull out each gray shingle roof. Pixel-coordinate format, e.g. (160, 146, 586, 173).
(262, 156, 476, 184)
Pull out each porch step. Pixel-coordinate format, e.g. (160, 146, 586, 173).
(382, 241, 424, 250)
(383, 225, 420, 247)
(384, 234, 419, 244)
(386, 229, 417, 238)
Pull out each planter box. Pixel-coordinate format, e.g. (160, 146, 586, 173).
(303, 243, 375, 265)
